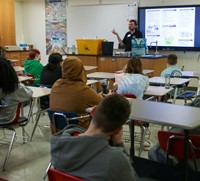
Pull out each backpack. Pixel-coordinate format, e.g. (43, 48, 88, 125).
(187, 95, 200, 107)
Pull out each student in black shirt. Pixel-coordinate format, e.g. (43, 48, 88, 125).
(40, 53, 62, 109)
(112, 19, 143, 52)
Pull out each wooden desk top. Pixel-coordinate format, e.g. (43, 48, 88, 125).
(129, 99, 200, 130)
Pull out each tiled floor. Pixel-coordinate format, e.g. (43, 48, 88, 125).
(0, 99, 185, 181)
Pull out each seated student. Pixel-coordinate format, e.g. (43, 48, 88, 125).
(0, 58, 33, 124)
(40, 52, 62, 86)
(24, 49, 43, 86)
(50, 56, 102, 131)
(116, 57, 149, 100)
(161, 54, 181, 77)
(40, 53, 62, 110)
(50, 94, 139, 181)
(161, 54, 183, 99)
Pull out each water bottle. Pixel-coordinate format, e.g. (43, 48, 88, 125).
(100, 79, 109, 94)
(165, 74, 170, 89)
(72, 44, 76, 54)
(146, 45, 149, 55)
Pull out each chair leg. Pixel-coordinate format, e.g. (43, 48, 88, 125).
(30, 112, 42, 141)
(138, 125, 146, 157)
(22, 126, 29, 143)
(42, 162, 52, 181)
(2, 128, 16, 171)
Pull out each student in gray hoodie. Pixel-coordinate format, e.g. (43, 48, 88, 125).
(51, 94, 138, 181)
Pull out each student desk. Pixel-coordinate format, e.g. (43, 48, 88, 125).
(18, 75, 33, 82)
(144, 86, 173, 97)
(14, 66, 24, 72)
(27, 86, 51, 141)
(129, 99, 200, 181)
(116, 69, 154, 76)
(181, 71, 200, 96)
(181, 71, 200, 79)
(87, 72, 115, 90)
(84, 66, 97, 72)
(87, 79, 99, 91)
(149, 77, 190, 103)
(87, 72, 115, 80)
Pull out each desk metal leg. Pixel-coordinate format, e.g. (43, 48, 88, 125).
(130, 120, 135, 160)
(29, 111, 42, 141)
(183, 129, 189, 181)
(173, 87, 178, 104)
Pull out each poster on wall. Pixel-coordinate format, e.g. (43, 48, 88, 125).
(45, 0, 67, 55)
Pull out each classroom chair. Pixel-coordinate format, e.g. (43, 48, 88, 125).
(122, 94, 151, 157)
(170, 70, 196, 104)
(0, 100, 32, 171)
(48, 110, 90, 134)
(158, 130, 200, 170)
(48, 168, 84, 181)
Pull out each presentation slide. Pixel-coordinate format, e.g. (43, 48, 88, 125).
(145, 7, 195, 47)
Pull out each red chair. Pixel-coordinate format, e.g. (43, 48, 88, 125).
(48, 168, 84, 181)
(158, 130, 200, 170)
(122, 94, 151, 156)
(0, 100, 32, 171)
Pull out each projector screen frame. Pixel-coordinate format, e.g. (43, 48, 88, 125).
(138, 4, 200, 52)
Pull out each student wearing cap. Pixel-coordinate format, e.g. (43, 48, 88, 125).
(24, 49, 43, 86)
(40, 52, 62, 86)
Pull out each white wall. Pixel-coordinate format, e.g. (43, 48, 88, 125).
(15, 1, 23, 45)
(14, 0, 200, 87)
(15, 0, 47, 65)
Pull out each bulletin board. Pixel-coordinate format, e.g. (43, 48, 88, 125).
(67, 3, 138, 49)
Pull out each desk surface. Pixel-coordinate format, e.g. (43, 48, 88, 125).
(18, 76, 32, 82)
(9, 59, 19, 63)
(28, 86, 51, 98)
(87, 72, 115, 79)
(129, 99, 200, 130)
(84, 66, 98, 71)
(149, 76, 190, 85)
(181, 71, 200, 79)
(86, 79, 98, 85)
(144, 86, 173, 96)
(116, 69, 154, 75)
(14, 66, 24, 72)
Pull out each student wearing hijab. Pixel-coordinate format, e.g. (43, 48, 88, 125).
(50, 56, 102, 132)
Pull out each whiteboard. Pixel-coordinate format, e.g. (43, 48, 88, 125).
(67, 3, 138, 49)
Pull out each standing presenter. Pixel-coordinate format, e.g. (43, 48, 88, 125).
(112, 19, 143, 52)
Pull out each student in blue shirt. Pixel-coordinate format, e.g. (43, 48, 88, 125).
(161, 54, 181, 77)
(161, 54, 183, 97)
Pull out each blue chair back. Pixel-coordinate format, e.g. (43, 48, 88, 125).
(48, 110, 79, 133)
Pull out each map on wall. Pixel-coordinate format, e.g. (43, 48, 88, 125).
(45, 0, 67, 55)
